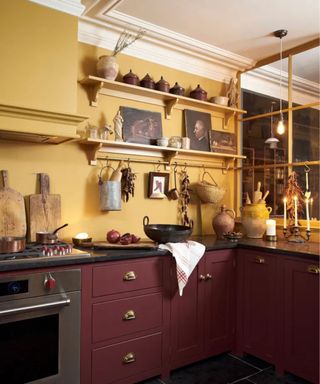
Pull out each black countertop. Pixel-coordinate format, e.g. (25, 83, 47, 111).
(0, 236, 318, 272)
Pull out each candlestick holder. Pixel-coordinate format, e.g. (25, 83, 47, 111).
(283, 226, 311, 243)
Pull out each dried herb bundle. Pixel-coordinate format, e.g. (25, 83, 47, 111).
(285, 171, 304, 226)
(112, 29, 146, 57)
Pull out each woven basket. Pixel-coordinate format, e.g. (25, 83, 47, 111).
(195, 172, 226, 203)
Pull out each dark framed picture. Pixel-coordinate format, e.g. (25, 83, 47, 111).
(120, 106, 163, 145)
(148, 172, 169, 199)
(184, 109, 211, 151)
(210, 130, 237, 154)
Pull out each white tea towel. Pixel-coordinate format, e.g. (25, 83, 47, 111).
(158, 241, 205, 296)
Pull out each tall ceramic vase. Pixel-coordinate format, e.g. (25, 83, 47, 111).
(96, 55, 119, 80)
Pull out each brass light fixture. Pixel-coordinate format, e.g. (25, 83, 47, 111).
(274, 29, 288, 135)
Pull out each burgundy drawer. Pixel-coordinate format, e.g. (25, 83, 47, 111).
(92, 258, 163, 297)
(92, 292, 163, 343)
(92, 333, 162, 384)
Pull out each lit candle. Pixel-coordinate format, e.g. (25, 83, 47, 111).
(283, 197, 287, 229)
(266, 219, 276, 236)
(310, 198, 313, 220)
(294, 196, 298, 227)
(74, 232, 89, 239)
(305, 199, 310, 231)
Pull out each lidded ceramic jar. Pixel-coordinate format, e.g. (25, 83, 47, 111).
(212, 205, 235, 239)
(190, 84, 207, 101)
(240, 202, 272, 238)
(140, 73, 155, 89)
(169, 82, 185, 96)
(123, 69, 139, 85)
(96, 55, 119, 80)
(155, 76, 170, 92)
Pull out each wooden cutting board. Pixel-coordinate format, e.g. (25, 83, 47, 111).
(29, 173, 61, 242)
(90, 240, 157, 249)
(0, 170, 27, 237)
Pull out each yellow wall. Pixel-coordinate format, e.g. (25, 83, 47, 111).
(0, 2, 236, 241)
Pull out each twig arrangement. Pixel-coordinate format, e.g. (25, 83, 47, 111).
(112, 29, 146, 56)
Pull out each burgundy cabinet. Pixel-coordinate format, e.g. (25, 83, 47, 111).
(170, 250, 235, 370)
(81, 257, 169, 384)
(282, 257, 319, 383)
(236, 250, 278, 364)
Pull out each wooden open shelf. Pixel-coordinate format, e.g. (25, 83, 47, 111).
(79, 76, 246, 124)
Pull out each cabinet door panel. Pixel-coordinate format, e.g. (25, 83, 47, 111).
(204, 250, 235, 355)
(170, 261, 205, 367)
(92, 292, 162, 343)
(242, 251, 277, 363)
(283, 258, 319, 383)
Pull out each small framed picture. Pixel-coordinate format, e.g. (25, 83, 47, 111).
(148, 172, 169, 199)
(210, 130, 237, 154)
(120, 106, 163, 145)
(184, 109, 211, 152)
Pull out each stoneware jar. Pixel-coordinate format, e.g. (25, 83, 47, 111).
(155, 76, 170, 92)
(169, 82, 185, 96)
(140, 73, 155, 89)
(96, 55, 119, 80)
(240, 202, 272, 238)
(212, 205, 235, 239)
(123, 69, 139, 85)
(190, 84, 207, 101)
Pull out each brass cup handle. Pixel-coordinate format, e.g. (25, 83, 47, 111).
(205, 273, 212, 280)
(199, 274, 206, 281)
(254, 256, 265, 264)
(123, 271, 137, 281)
(123, 352, 135, 364)
(123, 310, 136, 321)
(308, 265, 320, 274)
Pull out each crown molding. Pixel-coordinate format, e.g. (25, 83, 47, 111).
(241, 65, 319, 106)
(29, 0, 85, 16)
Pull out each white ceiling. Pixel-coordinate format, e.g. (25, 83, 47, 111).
(80, 0, 320, 84)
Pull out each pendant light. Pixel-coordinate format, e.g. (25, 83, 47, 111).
(265, 101, 279, 148)
(274, 29, 288, 135)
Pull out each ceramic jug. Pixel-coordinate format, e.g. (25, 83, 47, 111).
(240, 202, 272, 238)
(212, 205, 235, 239)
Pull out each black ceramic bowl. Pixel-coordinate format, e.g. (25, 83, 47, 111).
(143, 216, 192, 243)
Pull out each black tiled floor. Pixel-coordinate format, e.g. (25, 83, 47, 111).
(138, 353, 311, 384)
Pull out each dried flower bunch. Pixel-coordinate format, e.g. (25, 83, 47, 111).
(112, 28, 146, 56)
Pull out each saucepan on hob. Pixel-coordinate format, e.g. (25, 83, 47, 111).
(143, 216, 193, 243)
(0, 236, 26, 253)
(36, 223, 68, 244)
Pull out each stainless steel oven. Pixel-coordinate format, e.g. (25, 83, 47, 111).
(0, 269, 81, 384)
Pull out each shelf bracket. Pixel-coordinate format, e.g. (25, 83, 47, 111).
(224, 111, 236, 128)
(165, 98, 178, 119)
(222, 158, 235, 174)
(164, 150, 178, 168)
(81, 142, 103, 165)
(89, 82, 104, 107)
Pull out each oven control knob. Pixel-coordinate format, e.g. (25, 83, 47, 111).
(7, 281, 21, 295)
(44, 274, 56, 290)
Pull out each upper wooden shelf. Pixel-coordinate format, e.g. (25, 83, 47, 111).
(79, 76, 246, 123)
(79, 138, 246, 166)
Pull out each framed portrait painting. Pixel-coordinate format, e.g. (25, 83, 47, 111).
(120, 106, 163, 145)
(148, 172, 169, 199)
(210, 131, 237, 154)
(184, 109, 211, 152)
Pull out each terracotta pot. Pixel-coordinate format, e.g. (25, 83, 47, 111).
(96, 55, 119, 80)
(212, 205, 235, 239)
(240, 202, 272, 238)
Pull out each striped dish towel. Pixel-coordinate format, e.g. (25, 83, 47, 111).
(158, 241, 205, 296)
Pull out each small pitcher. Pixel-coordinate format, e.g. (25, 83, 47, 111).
(212, 205, 235, 239)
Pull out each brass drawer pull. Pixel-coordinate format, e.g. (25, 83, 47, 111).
(206, 273, 212, 280)
(123, 352, 135, 364)
(308, 265, 320, 274)
(123, 310, 136, 321)
(123, 271, 137, 281)
(199, 274, 206, 281)
(254, 256, 265, 264)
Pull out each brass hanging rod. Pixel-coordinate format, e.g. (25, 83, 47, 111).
(96, 156, 231, 171)
(236, 160, 320, 171)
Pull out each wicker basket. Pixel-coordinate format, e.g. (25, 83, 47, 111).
(195, 172, 226, 203)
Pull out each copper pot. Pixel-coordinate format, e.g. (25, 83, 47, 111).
(123, 69, 139, 86)
(190, 84, 207, 101)
(140, 73, 155, 89)
(0, 237, 26, 253)
(36, 223, 68, 244)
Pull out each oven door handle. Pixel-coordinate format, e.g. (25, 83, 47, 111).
(0, 298, 71, 317)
